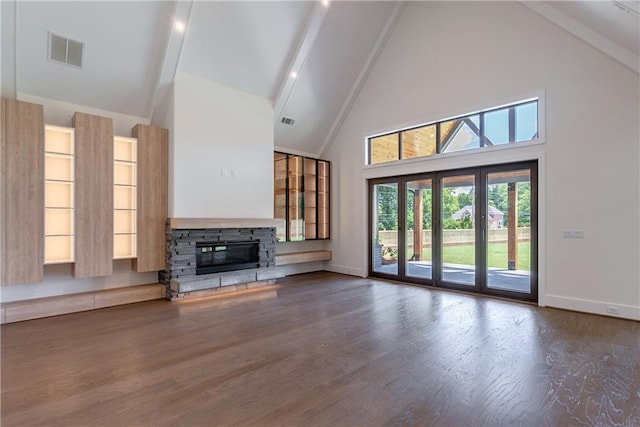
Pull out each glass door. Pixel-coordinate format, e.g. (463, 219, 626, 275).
(288, 156, 304, 241)
(405, 177, 433, 282)
(371, 180, 400, 276)
(482, 164, 537, 300)
(438, 173, 478, 289)
(368, 161, 537, 303)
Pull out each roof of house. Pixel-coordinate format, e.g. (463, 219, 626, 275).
(452, 205, 504, 220)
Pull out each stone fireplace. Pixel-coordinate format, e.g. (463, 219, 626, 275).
(160, 218, 285, 300)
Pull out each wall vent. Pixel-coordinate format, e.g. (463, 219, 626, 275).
(281, 117, 295, 126)
(48, 32, 84, 68)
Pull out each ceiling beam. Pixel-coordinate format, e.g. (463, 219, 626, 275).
(146, 0, 193, 120)
(272, 2, 329, 125)
(521, 1, 639, 75)
(319, 1, 407, 158)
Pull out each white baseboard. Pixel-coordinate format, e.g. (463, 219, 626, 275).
(545, 294, 640, 321)
(324, 264, 364, 278)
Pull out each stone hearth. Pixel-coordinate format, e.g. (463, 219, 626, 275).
(160, 218, 285, 300)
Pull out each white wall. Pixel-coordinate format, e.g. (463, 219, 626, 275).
(1, 0, 17, 98)
(1, 95, 157, 302)
(18, 93, 150, 136)
(172, 71, 274, 218)
(324, 2, 640, 320)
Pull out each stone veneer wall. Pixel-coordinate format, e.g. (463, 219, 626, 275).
(160, 223, 280, 299)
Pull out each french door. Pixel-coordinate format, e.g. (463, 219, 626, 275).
(369, 161, 537, 302)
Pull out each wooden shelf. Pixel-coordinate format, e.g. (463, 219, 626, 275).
(273, 152, 331, 241)
(45, 125, 74, 266)
(113, 136, 137, 260)
(275, 250, 332, 266)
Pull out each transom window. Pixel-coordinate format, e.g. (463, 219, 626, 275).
(367, 99, 539, 165)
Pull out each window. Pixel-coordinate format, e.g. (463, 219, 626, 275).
(367, 99, 539, 165)
(273, 152, 330, 242)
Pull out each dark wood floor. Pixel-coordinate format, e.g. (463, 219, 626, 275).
(2, 272, 639, 426)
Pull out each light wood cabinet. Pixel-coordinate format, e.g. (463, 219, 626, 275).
(273, 152, 330, 242)
(2, 100, 168, 280)
(131, 124, 168, 273)
(1, 98, 45, 285)
(73, 112, 114, 278)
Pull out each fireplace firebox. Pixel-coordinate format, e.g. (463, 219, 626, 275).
(195, 241, 260, 275)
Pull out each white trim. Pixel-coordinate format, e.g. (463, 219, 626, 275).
(363, 139, 546, 175)
(545, 294, 640, 321)
(324, 264, 364, 278)
(362, 142, 545, 180)
(273, 2, 329, 124)
(148, 0, 193, 119)
(521, 1, 639, 75)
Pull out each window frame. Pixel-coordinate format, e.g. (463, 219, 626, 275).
(366, 98, 541, 166)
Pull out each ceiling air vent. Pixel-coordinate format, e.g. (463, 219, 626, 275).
(281, 117, 295, 126)
(48, 32, 84, 68)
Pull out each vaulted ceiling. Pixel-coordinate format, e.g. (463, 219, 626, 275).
(2, 1, 638, 157)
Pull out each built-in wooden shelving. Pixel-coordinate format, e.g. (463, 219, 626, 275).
(274, 152, 330, 242)
(113, 136, 137, 259)
(44, 125, 75, 264)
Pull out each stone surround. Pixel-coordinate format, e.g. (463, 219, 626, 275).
(160, 219, 285, 300)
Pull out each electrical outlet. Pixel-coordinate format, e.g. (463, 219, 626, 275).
(606, 306, 620, 315)
(562, 230, 584, 239)
(221, 168, 227, 176)
(231, 169, 238, 177)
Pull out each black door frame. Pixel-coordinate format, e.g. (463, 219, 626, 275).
(368, 160, 538, 303)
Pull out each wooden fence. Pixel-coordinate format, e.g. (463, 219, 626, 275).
(377, 227, 531, 248)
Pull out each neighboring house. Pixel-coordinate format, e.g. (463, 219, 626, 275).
(452, 205, 504, 228)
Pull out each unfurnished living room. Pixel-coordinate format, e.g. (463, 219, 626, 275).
(1, 1, 639, 425)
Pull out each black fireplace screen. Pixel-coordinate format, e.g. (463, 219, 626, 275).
(196, 241, 260, 275)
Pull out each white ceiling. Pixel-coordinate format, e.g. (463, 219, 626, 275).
(544, 1, 639, 55)
(3, 1, 639, 156)
(14, 1, 174, 118)
(275, 1, 398, 155)
(178, 1, 314, 101)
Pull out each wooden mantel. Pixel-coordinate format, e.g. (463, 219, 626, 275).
(169, 218, 285, 230)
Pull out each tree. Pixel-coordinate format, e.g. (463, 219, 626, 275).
(376, 185, 398, 231)
(517, 182, 531, 227)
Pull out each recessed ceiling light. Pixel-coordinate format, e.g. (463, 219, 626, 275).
(322, 0, 330, 7)
(290, 71, 298, 79)
(174, 20, 186, 33)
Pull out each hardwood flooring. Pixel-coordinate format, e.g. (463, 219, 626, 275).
(2, 272, 639, 426)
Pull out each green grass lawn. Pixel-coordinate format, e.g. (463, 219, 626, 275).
(409, 242, 531, 271)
